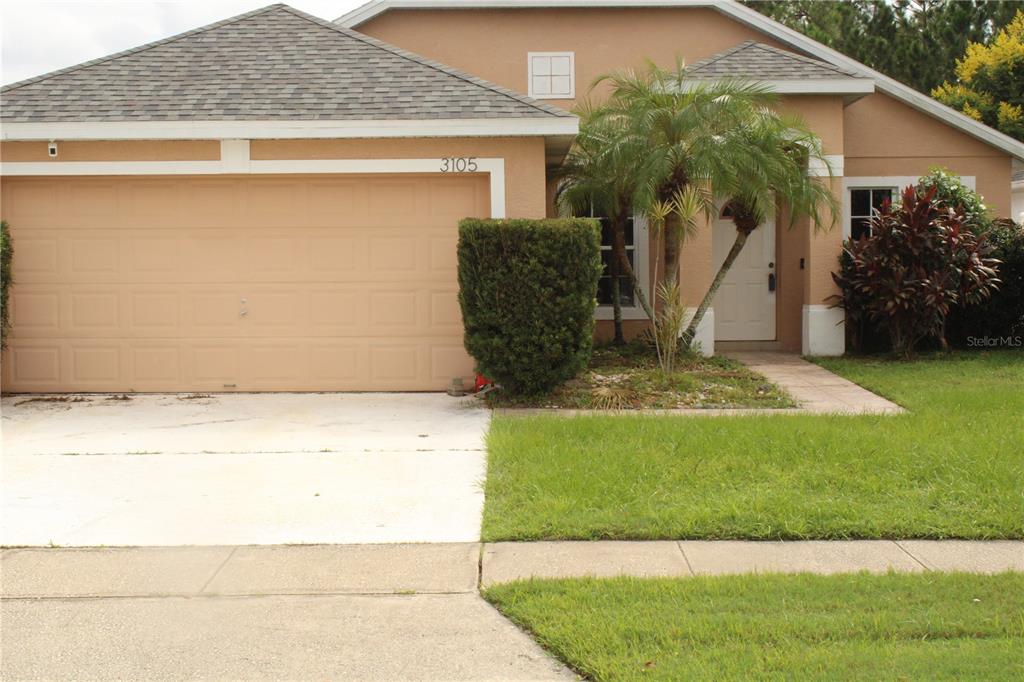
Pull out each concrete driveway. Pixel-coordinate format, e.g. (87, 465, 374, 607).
(1, 393, 490, 546)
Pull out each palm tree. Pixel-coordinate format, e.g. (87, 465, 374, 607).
(555, 104, 652, 343)
(679, 111, 838, 346)
(592, 62, 779, 288)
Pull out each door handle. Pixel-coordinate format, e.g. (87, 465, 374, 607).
(768, 273, 776, 292)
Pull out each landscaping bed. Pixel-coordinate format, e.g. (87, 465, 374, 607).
(484, 342, 795, 410)
(482, 351, 1024, 541)
(485, 572, 1024, 681)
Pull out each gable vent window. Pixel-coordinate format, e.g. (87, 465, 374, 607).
(528, 52, 575, 99)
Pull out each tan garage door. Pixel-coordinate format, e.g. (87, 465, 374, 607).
(1, 174, 488, 392)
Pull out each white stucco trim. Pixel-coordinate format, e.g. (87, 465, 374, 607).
(802, 304, 844, 356)
(337, 0, 1024, 161)
(682, 307, 715, 357)
(1, 145, 509, 219)
(808, 154, 843, 178)
(0, 117, 578, 141)
(841, 175, 976, 240)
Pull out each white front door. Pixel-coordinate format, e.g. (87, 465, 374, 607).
(711, 214, 776, 341)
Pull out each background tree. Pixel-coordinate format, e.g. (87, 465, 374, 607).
(933, 9, 1024, 141)
(746, 0, 1023, 96)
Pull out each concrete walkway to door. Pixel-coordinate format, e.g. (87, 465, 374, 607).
(1, 393, 490, 546)
(724, 352, 905, 414)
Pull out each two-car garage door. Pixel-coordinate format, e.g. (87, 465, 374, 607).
(1, 173, 488, 392)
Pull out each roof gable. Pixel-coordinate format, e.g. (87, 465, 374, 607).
(0, 3, 569, 123)
(686, 41, 857, 80)
(337, 0, 1024, 161)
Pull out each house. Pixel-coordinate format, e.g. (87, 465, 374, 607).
(1, 1, 1021, 393)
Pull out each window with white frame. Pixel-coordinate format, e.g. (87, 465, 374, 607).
(849, 187, 895, 240)
(597, 215, 637, 307)
(528, 52, 574, 99)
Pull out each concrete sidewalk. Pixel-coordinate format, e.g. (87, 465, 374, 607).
(480, 540, 1024, 585)
(0, 544, 573, 681)
(4, 541, 1020, 600)
(4, 541, 1020, 680)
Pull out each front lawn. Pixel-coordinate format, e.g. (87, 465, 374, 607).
(482, 351, 1024, 540)
(486, 343, 795, 410)
(485, 572, 1024, 681)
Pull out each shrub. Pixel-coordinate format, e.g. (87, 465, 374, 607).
(948, 218, 1024, 343)
(457, 218, 602, 395)
(913, 167, 993, 233)
(830, 185, 1000, 357)
(1, 221, 11, 350)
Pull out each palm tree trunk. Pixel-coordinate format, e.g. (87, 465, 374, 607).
(663, 212, 682, 287)
(613, 223, 654, 322)
(609, 214, 630, 344)
(681, 227, 750, 347)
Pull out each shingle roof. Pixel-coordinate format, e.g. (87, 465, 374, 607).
(0, 3, 569, 122)
(686, 41, 860, 80)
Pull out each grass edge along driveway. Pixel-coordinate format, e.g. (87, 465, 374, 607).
(481, 351, 1024, 541)
(484, 572, 1024, 682)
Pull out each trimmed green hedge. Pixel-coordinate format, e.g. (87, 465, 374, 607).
(1, 221, 11, 350)
(457, 218, 602, 395)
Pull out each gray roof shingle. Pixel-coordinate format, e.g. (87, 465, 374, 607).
(0, 3, 570, 122)
(687, 41, 860, 80)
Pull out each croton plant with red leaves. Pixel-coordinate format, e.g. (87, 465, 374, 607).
(831, 185, 1001, 357)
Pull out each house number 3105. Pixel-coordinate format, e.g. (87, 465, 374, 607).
(440, 157, 478, 173)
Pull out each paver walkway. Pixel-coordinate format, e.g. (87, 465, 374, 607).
(725, 351, 904, 414)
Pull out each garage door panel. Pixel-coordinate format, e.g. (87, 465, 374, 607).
(307, 181, 366, 226)
(126, 180, 183, 227)
(8, 344, 62, 387)
(130, 344, 182, 385)
(191, 343, 242, 386)
(129, 236, 181, 273)
(9, 235, 60, 280)
(129, 289, 182, 335)
(69, 290, 121, 333)
(185, 290, 246, 337)
(181, 179, 242, 226)
(70, 343, 123, 385)
(65, 181, 121, 228)
(10, 289, 61, 333)
(184, 234, 246, 280)
(71, 235, 120, 276)
(2, 174, 487, 392)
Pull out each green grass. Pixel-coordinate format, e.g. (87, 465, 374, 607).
(486, 342, 795, 410)
(484, 572, 1024, 681)
(482, 351, 1024, 540)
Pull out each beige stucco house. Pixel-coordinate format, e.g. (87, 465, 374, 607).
(1, 0, 1022, 393)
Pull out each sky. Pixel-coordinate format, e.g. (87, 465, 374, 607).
(0, 0, 369, 86)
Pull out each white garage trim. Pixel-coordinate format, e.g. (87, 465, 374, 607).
(1, 142, 508, 218)
(0, 117, 578, 141)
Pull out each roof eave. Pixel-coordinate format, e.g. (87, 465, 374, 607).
(684, 77, 875, 95)
(0, 117, 579, 142)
